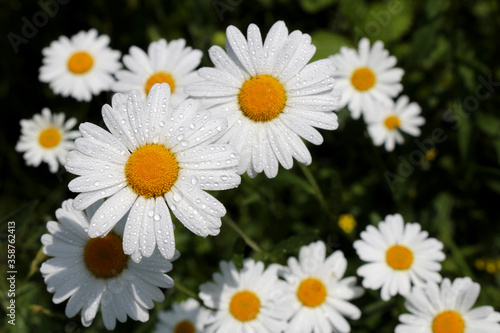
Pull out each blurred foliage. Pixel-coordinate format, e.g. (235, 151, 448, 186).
(1, 0, 500, 332)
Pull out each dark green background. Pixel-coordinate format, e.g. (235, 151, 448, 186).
(1, 0, 500, 332)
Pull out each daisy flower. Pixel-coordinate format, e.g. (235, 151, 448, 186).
(39, 29, 121, 102)
(353, 213, 445, 301)
(330, 37, 404, 119)
(65, 83, 240, 262)
(279, 241, 364, 333)
(366, 95, 425, 151)
(113, 38, 202, 109)
(154, 298, 211, 333)
(199, 259, 293, 333)
(185, 20, 341, 178)
(15, 107, 80, 173)
(396, 277, 500, 333)
(40, 199, 178, 330)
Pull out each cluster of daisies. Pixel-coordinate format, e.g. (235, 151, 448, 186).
(153, 214, 500, 333)
(13, 19, 500, 332)
(330, 38, 424, 151)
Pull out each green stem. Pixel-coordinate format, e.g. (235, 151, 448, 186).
(299, 164, 355, 242)
(299, 163, 331, 215)
(224, 216, 264, 254)
(174, 281, 200, 301)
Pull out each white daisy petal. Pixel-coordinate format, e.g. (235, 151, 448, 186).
(88, 187, 138, 237)
(66, 84, 240, 261)
(199, 259, 293, 332)
(39, 29, 121, 101)
(330, 37, 403, 119)
(366, 96, 425, 152)
(279, 241, 363, 333)
(154, 298, 211, 333)
(354, 214, 445, 301)
(113, 38, 201, 109)
(186, 20, 340, 178)
(16, 108, 80, 173)
(396, 277, 500, 332)
(40, 199, 177, 329)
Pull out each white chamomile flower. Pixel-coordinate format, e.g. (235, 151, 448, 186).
(113, 38, 202, 109)
(199, 259, 293, 333)
(40, 199, 178, 330)
(366, 95, 425, 151)
(396, 277, 500, 333)
(65, 83, 240, 262)
(186, 20, 341, 178)
(330, 37, 404, 119)
(279, 241, 364, 333)
(15, 107, 80, 173)
(353, 213, 445, 301)
(39, 29, 121, 101)
(154, 298, 211, 333)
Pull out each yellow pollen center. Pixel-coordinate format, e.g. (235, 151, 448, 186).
(384, 115, 401, 130)
(432, 311, 465, 333)
(351, 67, 376, 91)
(297, 278, 327, 307)
(67, 51, 94, 74)
(125, 144, 179, 198)
(83, 231, 128, 279)
(174, 320, 196, 333)
(38, 127, 61, 148)
(229, 290, 261, 322)
(145, 72, 176, 96)
(386, 245, 414, 270)
(238, 74, 286, 122)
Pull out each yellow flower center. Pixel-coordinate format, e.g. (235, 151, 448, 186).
(67, 51, 94, 74)
(83, 231, 128, 279)
(174, 320, 195, 333)
(145, 72, 176, 96)
(432, 311, 465, 333)
(229, 290, 261, 322)
(38, 127, 61, 148)
(238, 74, 286, 122)
(425, 148, 437, 161)
(125, 144, 179, 198)
(338, 214, 357, 234)
(384, 115, 401, 130)
(297, 278, 327, 307)
(351, 67, 376, 91)
(386, 245, 414, 270)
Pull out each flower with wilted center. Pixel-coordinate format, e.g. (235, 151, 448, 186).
(353, 213, 445, 301)
(279, 241, 363, 333)
(330, 37, 404, 120)
(65, 83, 241, 262)
(40, 199, 178, 330)
(113, 38, 202, 109)
(199, 259, 293, 332)
(186, 20, 341, 178)
(396, 277, 500, 333)
(16, 108, 80, 173)
(39, 29, 121, 102)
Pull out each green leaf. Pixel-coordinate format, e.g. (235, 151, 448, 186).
(477, 113, 500, 137)
(366, 1, 413, 42)
(457, 109, 472, 161)
(493, 140, 500, 165)
(268, 232, 318, 262)
(310, 31, 353, 62)
(231, 238, 246, 269)
(299, 0, 337, 14)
